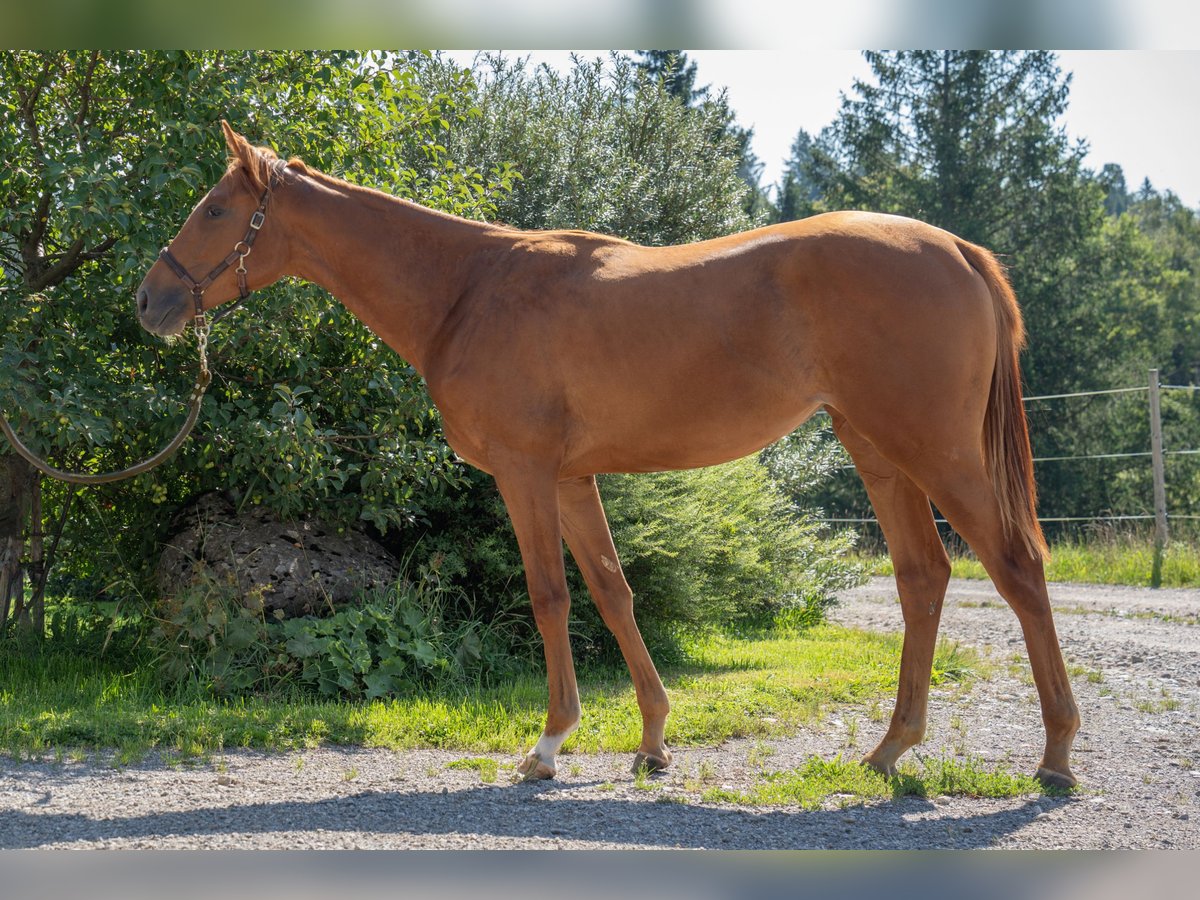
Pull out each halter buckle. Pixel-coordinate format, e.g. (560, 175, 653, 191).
(249, 210, 266, 230)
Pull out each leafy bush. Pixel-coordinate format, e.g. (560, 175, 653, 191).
(280, 563, 532, 699)
(431, 52, 759, 242)
(150, 557, 534, 699)
(150, 573, 277, 696)
(593, 454, 861, 646)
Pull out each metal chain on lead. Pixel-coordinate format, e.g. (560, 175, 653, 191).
(195, 314, 211, 379)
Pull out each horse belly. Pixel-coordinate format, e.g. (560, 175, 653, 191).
(561, 359, 823, 475)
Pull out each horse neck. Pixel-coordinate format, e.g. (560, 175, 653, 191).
(278, 169, 491, 373)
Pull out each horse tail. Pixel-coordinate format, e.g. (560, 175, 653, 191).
(957, 239, 1049, 561)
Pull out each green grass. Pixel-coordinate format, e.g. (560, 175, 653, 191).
(858, 535, 1200, 588)
(569, 627, 974, 754)
(445, 756, 500, 783)
(0, 625, 975, 761)
(701, 754, 1050, 808)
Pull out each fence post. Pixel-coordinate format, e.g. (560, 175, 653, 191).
(1148, 368, 1168, 587)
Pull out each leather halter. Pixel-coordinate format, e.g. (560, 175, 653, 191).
(158, 165, 280, 326)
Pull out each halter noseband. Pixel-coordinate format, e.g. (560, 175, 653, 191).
(158, 164, 280, 328)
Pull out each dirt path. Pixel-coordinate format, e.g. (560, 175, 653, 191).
(2, 577, 1197, 849)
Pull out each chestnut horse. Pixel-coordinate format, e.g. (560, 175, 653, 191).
(137, 123, 1079, 788)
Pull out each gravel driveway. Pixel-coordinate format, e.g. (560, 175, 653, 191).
(2, 577, 1197, 850)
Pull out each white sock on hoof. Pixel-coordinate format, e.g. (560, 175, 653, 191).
(531, 730, 569, 761)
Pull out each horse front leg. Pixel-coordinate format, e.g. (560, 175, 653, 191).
(559, 475, 671, 773)
(494, 464, 581, 781)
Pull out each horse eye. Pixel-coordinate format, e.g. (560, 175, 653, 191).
(206, 205, 225, 218)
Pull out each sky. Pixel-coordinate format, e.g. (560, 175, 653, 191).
(444, 50, 1200, 208)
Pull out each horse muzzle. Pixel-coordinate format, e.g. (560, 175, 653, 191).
(136, 282, 192, 337)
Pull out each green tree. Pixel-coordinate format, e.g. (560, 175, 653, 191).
(1098, 162, 1131, 217)
(1128, 186, 1200, 386)
(1126, 185, 1200, 518)
(633, 50, 708, 105)
(0, 51, 513, 631)
(632, 50, 771, 223)
(774, 128, 823, 222)
(435, 53, 756, 243)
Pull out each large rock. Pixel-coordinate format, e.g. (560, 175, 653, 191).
(157, 493, 400, 618)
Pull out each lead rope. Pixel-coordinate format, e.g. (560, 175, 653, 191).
(0, 316, 212, 486)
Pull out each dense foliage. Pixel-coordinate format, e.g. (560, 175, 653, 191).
(0, 52, 513, 605)
(432, 52, 759, 243)
(152, 557, 533, 697)
(603, 435, 860, 639)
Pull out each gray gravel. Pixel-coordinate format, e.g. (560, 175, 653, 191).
(2, 577, 1197, 849)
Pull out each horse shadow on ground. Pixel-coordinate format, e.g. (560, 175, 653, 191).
(1, 766, 1078, 851)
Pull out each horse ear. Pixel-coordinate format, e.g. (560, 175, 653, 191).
(220, 120, 254, 165)
(220, 119, 240, 151)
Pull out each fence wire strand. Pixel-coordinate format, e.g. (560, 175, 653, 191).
(819, 377, 1199, 528)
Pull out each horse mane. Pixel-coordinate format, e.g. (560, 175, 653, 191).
(222, 140, 620, 247)
(226, 142, 311, 193)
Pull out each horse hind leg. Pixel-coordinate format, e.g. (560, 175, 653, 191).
(830, 411, 951, 775)
(916, 464, 1080, 787)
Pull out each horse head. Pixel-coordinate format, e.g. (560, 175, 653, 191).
(137, 121, 290, 336)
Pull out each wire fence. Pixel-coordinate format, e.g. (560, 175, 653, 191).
(818, 369, 1200, 532)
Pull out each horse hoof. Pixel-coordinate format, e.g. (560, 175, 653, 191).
(1035, 766, 1077, 790)
(632, 748, 672, 774)
(862, 755, 898, 778)
(517, 752, 556, 782)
